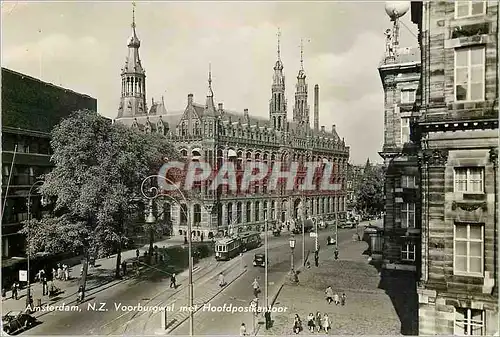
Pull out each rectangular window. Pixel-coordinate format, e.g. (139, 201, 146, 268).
(401, 175, 416, 188)
(400, 89, 416, 104)
(455, 1, 486, 19)
(400, 117, 410, 145)
(455, 47, 485, 101)
(454, 224, 483, 275)
(401, 203, 415, 228)
(401, 243, 416, 261)
(454, 308, 484, 335)
(454, 167, 484, 193)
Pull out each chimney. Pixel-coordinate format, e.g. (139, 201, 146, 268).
(314, 84, 319, 131)
(188, 93, 193, 105)
(151, 97, 154, 106)
(332, 124, 336, 133)
(218, 103, 223, 111)
(321, 126, 325, 132)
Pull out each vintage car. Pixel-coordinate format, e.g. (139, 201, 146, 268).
(2, 310, 37, 335)
(253, 253, 268, 267)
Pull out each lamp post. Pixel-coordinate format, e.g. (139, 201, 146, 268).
(141, 175, 194, 336)
(264, 216, 268, 308)
(26, 180, 46, 308)
(288, 235, 296, 281)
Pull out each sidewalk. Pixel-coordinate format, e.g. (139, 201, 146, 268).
(1, 237, 187, 315)
(262, 240, 402, 335)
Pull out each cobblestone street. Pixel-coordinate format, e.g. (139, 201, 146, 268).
(264, 240, 405, 335)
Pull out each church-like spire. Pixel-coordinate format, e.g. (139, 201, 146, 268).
(117, 1, 147, 118)
(205, 63, 216, 115)
(274, 28, 283, 71)
(270, 28, 286, 130)
(300, 38, 304, 71)
(293, 38, 309, 125)
(207, 63, 213, 97)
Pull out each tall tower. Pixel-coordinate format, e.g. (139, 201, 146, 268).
(269, 29, 287, 131)
(117, 3, 147, 118)
(293, 39, 309, 126)
(314, 84, 319, 131)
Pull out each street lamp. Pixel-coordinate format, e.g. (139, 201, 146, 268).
(288, 235, 296, 281)
(141, 174, 194, 336)
(26, 180, 46, 308)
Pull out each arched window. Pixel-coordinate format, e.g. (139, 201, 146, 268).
(263, 201, 268, 220)
(227, 202, 233, 225)
(271, 201, 276, 220)
(237, 202, 242, 223)
(246, 202, 252, 222)
(193, 204, 201, 224)
(180, 204, 188, 225)
(255, 202, 260, 222)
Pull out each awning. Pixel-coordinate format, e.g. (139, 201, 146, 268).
(228, 149, 237, 157)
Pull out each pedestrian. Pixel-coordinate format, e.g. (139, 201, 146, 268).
(77, 285, 84, 302)
(341, 293, 346, 306)
(136, 249, 139, 259)
(201, 233, 204, 242)
(334, 293, 340, 305)
(306, 261, 311, 269)
(52, 267, 57, 280)
(57, 265, 63, 280)
(121, 261, 127, 276)
(2, 287, 6, 298)
(42, 276, 48, 296)
(322, 313, 330, 333)
(63, 264, 69, 281)
(293, 314, 302, 334)
(314, 250, 319, 267)
(252, 278, 260, 297)
(334, 248, 339, 260)
(307, 313, 315, 332)
(239, 323, 247, 336)
(11, 282, 18, 300)
(315, 312, 322, 332)
(218, 273, 226, 287)
(170, 273, 176, 288)
(325, 286, 334, 304)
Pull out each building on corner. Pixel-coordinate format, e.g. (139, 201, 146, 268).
(411, 1, 499, 335)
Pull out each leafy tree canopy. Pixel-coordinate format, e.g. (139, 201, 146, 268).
(21, 110, 178, 256)
(355, 162, 385, 215)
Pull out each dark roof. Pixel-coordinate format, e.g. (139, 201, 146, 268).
(2, 67, 97, 133)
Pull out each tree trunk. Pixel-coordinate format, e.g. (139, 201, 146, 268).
(115, 246, 122, 279)
(149, 228, 154, 255)
(80, 248, 89, 292)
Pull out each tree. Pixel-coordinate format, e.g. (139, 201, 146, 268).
(22, 110, 178, 279)
(355, 163, 385, 216)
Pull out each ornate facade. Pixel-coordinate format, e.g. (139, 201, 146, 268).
(411, 2, 498, 335)
(378, 20, 421, 273)
(115, 12, 350, 239)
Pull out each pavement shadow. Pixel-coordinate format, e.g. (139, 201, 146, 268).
(378, 269, 418, 335)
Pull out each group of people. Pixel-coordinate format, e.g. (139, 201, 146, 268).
(325, 286, 346, 306)
(296, 312, 331, 334)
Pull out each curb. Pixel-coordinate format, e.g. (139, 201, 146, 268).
(165, 268, 248, 334)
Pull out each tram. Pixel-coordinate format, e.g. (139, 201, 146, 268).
(214, 232, 262, 260)
(214, 237, 241, 261)
(240, 232, 262, 252)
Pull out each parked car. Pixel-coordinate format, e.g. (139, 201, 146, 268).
(253, 253, 268, 267)
(2, 311, 37, 335)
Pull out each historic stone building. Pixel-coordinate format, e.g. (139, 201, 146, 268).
(378, 5, 422, 273)
(114, 11, 350, 239)
(411, 1, 499, 335)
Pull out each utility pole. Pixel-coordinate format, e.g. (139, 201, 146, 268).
(315, 218, 319, 252)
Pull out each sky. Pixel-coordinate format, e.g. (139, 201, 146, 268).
(1, 1, 417, 165)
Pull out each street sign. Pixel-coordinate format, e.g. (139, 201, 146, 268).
(19, 270, 27, 282)
(309, 232, 317, 238)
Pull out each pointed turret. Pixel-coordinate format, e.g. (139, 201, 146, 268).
(293, 38, 309, 126)
(204, 64, 217, 116)
(269, 28, 287, 131)
(117, 2, 147, 118)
